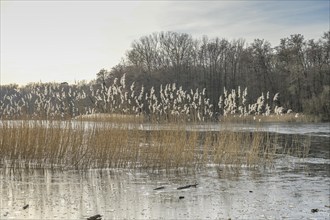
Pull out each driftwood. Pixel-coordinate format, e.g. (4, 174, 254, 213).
(23, 204, 29, 210)
(177, 183, 198, 190)
(153, 186, 165, 190)
(87, 214, 102, 220)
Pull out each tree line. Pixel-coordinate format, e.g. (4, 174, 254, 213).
(101, 31, 329, 120)
(1, 31, 329, 121)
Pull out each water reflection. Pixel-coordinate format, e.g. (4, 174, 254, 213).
(1, 161, 329, 219)
(2, 121, 329, 137)
(1, 122, 329, 219)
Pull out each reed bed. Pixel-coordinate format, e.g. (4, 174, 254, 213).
(0, 120, 309, 171)
(220, 113, 315, 123)
(75, 113, 144, 123)
(1, 74, 296, 123)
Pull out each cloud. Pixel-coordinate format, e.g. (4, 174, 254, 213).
(158, 1, 329, 44)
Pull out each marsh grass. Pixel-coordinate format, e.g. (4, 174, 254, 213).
(0, 120, 310, 171)
(281, 134, 311, 158)
(75, 113, 144, 124)
(220, 113, 314, 123)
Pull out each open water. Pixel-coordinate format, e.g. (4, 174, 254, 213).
(0, 122, 329, 219)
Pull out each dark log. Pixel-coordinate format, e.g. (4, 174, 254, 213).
(153, 186, 165, 190)
(87, 214, 102, 220)
(177, 183, 198, 190)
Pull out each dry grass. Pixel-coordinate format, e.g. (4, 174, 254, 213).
(220, 113, 316, 123)
(75, 113, 144, 123)
(0, 120, 310, 171)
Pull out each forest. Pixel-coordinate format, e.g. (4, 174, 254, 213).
(1, 31, 329, 121)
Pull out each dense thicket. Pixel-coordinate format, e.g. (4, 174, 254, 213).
(1, 31, 329, 121)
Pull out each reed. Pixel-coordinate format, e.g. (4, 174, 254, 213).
(1, 75, 300, 123)
(0, 120, 310, 171)
(219, 113, 314, 123)
(75, 113, 144, 124)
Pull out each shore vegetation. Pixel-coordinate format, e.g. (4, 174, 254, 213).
(0, 120, 310, 171)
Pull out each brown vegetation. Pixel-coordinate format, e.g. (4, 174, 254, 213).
(219, 113, 317, 123)
(0, 120, 310, 171)
(75, 113, 144, 123)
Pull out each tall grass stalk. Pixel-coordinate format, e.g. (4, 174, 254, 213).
(1, 75, 299, 123)
(0, 120, 309, 171)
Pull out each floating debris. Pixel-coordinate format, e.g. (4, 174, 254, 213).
(179, 196, 185, 199)
(153, 186, 165, 190)
(311, 209, 319, 213)
(177, 183, 198, 190)
(87, 214, 102, 220)
(23, 204, 29, 210)
(249, 191, 253, 193)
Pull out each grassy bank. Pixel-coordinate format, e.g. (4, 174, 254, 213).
(76, 112, 321, 123)
(219, 113, 320, 123)
(0, 120, 310, 171)
(74, 113, 145, 123)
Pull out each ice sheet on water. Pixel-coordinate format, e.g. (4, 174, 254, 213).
(1, 165, 329, 220)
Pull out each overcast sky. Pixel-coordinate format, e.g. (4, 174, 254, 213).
(1, 0, 329, 85)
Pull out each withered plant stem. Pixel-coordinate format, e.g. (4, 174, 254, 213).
(0, 119, 309, 171)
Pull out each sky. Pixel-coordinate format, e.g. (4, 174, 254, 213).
(1, 0, 329, 86)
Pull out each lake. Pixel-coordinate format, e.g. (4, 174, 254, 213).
(1, 122, 329, 219)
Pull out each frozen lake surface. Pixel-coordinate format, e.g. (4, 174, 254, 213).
(0, 122, 329, 219)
